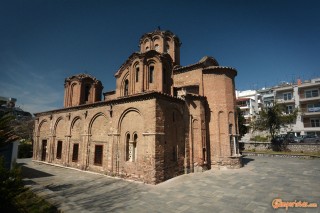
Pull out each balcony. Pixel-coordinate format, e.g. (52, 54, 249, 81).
(303, 122, 320, 128)
(301, 107, 320, 116)
(299, 95, 320, 102)
(275, 98, 295, 104)
(239, 105, 250, 109)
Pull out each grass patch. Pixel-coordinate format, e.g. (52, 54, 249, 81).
(250, 135, 270, 142)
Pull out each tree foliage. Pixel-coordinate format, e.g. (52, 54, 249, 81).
(251, 103, 298, 140)
(0, 157, 24, 212)
(0, 113, 20, 147)
(236, 107, 248, 138)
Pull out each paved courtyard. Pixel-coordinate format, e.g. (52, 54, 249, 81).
(18, 156, 319, 213)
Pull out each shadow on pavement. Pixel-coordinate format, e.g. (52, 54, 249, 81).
(21, 166, 54, 179)
(46, 183, 74, 191)
(242, 157, 254, 166)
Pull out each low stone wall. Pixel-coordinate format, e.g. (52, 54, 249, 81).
(239, 141, 320, 153)
(287, 143, 320, 153)
(239, 142, 271, 152)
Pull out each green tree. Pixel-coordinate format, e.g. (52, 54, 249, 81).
(236, 107, 248, 138)
(251, 103, 297, 140)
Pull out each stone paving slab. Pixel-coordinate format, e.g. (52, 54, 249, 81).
(17, 156, 320, 213)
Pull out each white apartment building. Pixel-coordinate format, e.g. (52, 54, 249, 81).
(273, 78, 320, 136)
(236, 90, 262, 127)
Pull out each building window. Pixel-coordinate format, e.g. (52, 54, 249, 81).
(172, 145, 178, 162)
(163, 68, 166, 85)
(310, 119, 320, 127)
(286, 105, 294, 114)
(149, 66, 154, 83)
(305, 89, 319, 98)
(307, 103, 320, 112)
(229, 124, 233, 135)
(72, 143, 79, 162)
(135, 66, 139, 82)
(84, 85, 90, 102)
(283, 92, 292, 100)
(124, 79, 129, 96)
(94, 145, 103, 166)
(56, 141, 62, 159)
(126, 134, 130, 161)
(155, 44, 159, 51)
(132, 133, 137, 162)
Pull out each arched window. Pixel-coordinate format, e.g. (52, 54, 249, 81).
(135, 66, 139, 82)
(124, 79, 129, 96)
(126, 133, 130, 161)
(133, 133, 138, 162)
(155, 44, 159, 51)
(163, 68, 166, 84)
(149, 66, 154, 83)
(229, 124, 233, 135)
(84, 85, 90, 102)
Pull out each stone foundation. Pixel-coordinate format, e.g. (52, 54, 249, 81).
(211, 156, 243, 169)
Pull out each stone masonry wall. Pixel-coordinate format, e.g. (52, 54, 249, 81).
(240, 142, 320, 153)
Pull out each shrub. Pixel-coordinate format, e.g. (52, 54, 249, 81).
(0, 157, 24, 212)
(18, 140, 33, 158)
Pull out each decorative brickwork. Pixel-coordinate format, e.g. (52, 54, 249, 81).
(34, 30, 242, 184)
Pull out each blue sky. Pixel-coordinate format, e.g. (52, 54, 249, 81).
(0, 0, 319, 114)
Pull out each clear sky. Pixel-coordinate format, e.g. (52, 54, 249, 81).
(0, 0, 319, 114)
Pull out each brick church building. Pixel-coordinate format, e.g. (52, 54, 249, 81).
(33, 30, 242, 184)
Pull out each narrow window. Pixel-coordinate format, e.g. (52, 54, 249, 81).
(84, 85, 90, 102)
(172, 145, 178, 161)
(124, 80, 129, 96)
(135, 66, 139, 82)
(94, 145, 103, 165)
(229, 124, 233, 135)
(133, 134, 138, 162)
(163, 68, 166, 84)
(72, 143, 79, 162)
(149, 66, 154, 83)
(56, 141, 62, 159)
(155, 44, 159, 51)
(126, 134, 130, 161)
